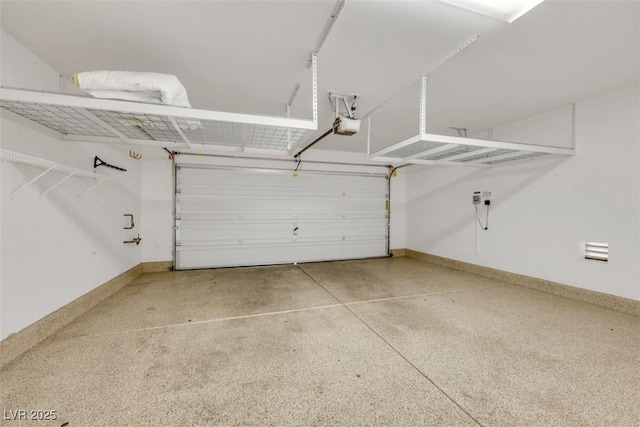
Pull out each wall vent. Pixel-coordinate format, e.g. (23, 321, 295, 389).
(585, 242, 608, 262)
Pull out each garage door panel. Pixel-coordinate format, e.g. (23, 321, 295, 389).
(178, 219, 387, 242)
(177, 194, 386, 207)
(179, 187, 382, 200)
(178, 212, 386, 222)
(175, 165, 388, 269)
(177, 240, 388, 270)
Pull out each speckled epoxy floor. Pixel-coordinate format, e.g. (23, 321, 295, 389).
(1, 257, 639, 426)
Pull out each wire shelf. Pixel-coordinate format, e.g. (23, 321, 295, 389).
(370, 133, 574, 167)
(1, 100, 114, 137)
(384, 140, 446, 159)
(1, 88, 316, 154)
(1, 149, 110, 179)
(486, 151, 549, 165)
(367, 74, 575, 167)
(423, 145, 484, 161)
(457, 148, 514, 163)
(0, 148, 113, 198)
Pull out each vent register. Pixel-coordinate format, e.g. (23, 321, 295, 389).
(585, 242, 608, 262)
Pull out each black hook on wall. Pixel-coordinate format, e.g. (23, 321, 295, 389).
(94, 156, 127, 172)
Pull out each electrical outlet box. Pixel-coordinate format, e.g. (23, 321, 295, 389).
(482, 191, 492, 205)
(473, 191, 481, 205)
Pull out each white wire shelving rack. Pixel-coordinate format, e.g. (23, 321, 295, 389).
(0, 148, 114, 198)
(368, 130, 576, 168)
(0, 54, 318, 155)
(365, 42, 575, 168)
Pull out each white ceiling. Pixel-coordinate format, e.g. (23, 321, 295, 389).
(1, 0, 638, 154)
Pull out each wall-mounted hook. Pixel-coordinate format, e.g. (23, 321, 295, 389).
(94, 156, 126, 172)
(124, 214, 134, 229)
(124, 234, 142, 245)
(129, 150, 142, 160)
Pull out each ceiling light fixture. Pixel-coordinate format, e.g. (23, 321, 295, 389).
(439, 0, 545, 23)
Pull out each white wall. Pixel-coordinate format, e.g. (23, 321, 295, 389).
(406, 83, 640, 301)
(0, 31, 142, 339)
(140, 148, 406, 263)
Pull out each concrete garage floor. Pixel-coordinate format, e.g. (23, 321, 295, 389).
(1, 257, 639, 426)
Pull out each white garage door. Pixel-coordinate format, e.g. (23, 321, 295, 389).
(175, 164, 389, 269)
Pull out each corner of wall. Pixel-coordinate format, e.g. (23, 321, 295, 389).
(0, 264, 144, 369)
(405, 249, 639, 316)
(1, 29, 144, 340)
(404, 84, 639, 302)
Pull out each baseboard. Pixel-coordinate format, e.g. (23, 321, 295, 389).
(143, 261, 173, 273)
(403, 249, 639, 316)
(390, 248, 407, 257)
(0, 264, 145, 369)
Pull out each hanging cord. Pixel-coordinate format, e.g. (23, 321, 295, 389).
(387, 163, 413, 257)
(294, 157, 302, 172)
(485, 204, 490, 230)
(475, 204, 489, 230)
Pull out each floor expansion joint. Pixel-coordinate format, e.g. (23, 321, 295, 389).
(296, 264, 484, 426)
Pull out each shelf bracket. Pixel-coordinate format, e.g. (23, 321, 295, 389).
(40, 171, 76, 197)
(312, 51, 318, 128)
(76, 108, 132, 143)
(420, 75, 427, 135)
(168, 116, 193, 149)
(11, 165, 56, 198)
